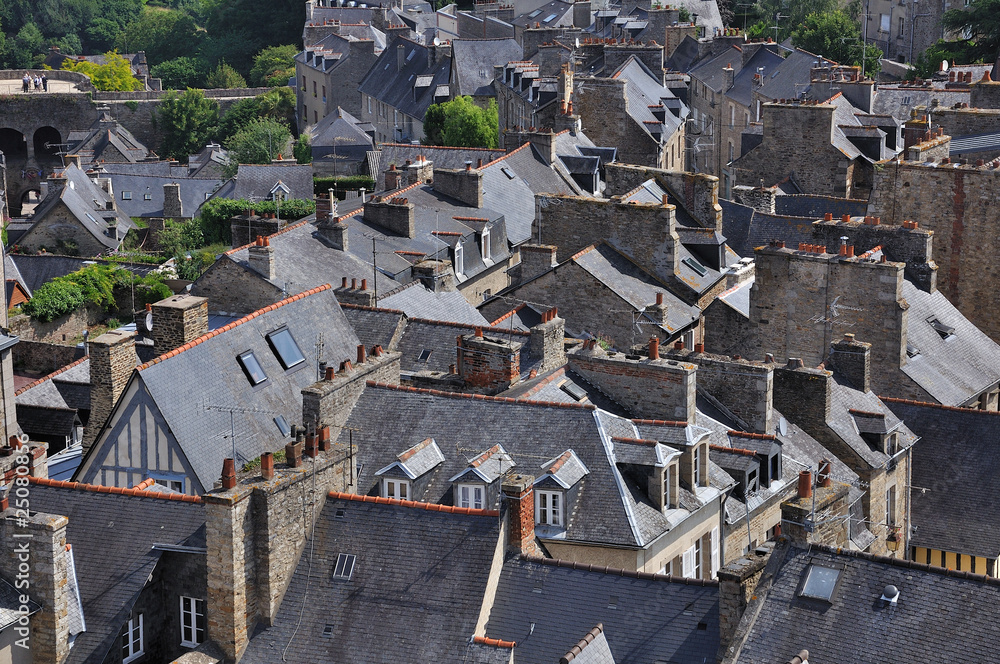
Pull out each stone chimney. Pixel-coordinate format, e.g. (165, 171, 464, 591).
(717, 544, 773, 649)
(902, 113, 930, 152)
(501, 473, 538, 556)
(385, 163, 405, 190)
(412, 259, 457, 292)
(459, 328, 522, 395)
(247, 235, 276, 280)
(85, 329, 137, 451)
(723, 63, 735, 92)
(397, 42, 406, 71)
(573, 0, 592, 28)
(334, 277, 376, 306)
(828, 333, 871, 393)
(529, 308, 565, 373)
(781, 478, 850, 547)
(151, 293, 209, 354)
(163, 182, 183, 218)
(363, 196, 415, 238)
(406, 154, 434, 185)
(773, 360, 832, 434)
(518, 244, 557, 282)
(433, 166, 484, 208)
(317, 217, 349, 252)
(302, 345, 402, 430)
(643, 292, 670, 326)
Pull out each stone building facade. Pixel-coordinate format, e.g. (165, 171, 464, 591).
(296, 36, 378, 127)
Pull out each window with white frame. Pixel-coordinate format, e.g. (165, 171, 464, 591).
(886, 485, 897, 526)
(682, 543, 697, 578)
(481, 228, 491, 261)
(457, 484, 485, 509)
(536, 490, 562, 526)
(661, 558, 674, 575)
(121, 613, 144, 663)
(454, 243, 464, 276)
(710, 527, 720, 578)
(662, 465, 671, 510)
(179, 597, 205, 647)
(154, 478, 184, 493)
(693, 445, 703, 487)
(383, 478, 410, 500)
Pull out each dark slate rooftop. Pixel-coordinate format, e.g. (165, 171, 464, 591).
(486, 557, 719, 664)
(394, 318, 537, 375)
(241, 494, 499, 664)
(884, 398, 1000, 559)
(211, 162, 313, 203)
(731, 542, 1000, 664)
(27, 481, 204, 664)
(899, 279, 1000, 406)
(97, 170, 221, 219)
(511, 0, 574, 30)
(9, 254, 157, 294)
(358, 36, 451, 125)
(307, 106, 375, 166)
(825, 372, 918, 469)
(949, 129, 1000, 155)
(341, 304, 407, 350)
(611, 57, 686, 141)
(373, 143, 506, 191)
(378, 281, 489, 325)
(773, 194, 868, 219)
(67, 113, 153, 164)
(451, 38, 522, 96)
(720, 198, 816, 258)
(872, 85, 971, 121)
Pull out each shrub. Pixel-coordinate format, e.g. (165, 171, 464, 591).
(22, 280, 85, 322)
(314, 175, 375, 198)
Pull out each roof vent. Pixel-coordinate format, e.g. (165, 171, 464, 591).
(880, 584, 899, 604)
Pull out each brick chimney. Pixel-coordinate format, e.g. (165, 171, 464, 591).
(334, 277, 376, 306)
(412, 259, 457, 292)
(459, 329, 522, 395)
(151, 293, 209, 354)
(433, 166, 484, 208)
(529, 308, 565, 373)
(247, 235, 276, 280)
(518, 244, 557, 282)
(828, 333, 871, 393)
(501, 473, 538, 556)
(163, 182, 183, 218)
(85, 329, 137, 451)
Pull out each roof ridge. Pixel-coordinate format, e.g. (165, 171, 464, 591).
(848, 408, 885, 418)
(881, 395, 1000, 415)
(611, 436, 660, 446)
(15, 355, 89, 396)
(569, 243, 597, 262)
(804, 542, 1000, 585)
(385, 180, 422, 197)
(521, 554, 719, 585)
(472, 635, 517, 649)
(27, 476, 202, 503)
(710, 443, 758, 457)
(224, 219, 311, 255)
(376, 279, 421, 300)
(561, 623, 604, 663)
(481, 142, 530, 169)
(407, 317, 532, 336)
(327, 490, 499, 516)
(728, 430, 777, 440)
(488, 302, 525, 327)
(514, 366, 566, 399)
(339, 302, 406, 315)
(378, 143, 503, 152)
(631, 418, 688, 427)
(138, 284, 332, 370)
(365, 381, 597, 410)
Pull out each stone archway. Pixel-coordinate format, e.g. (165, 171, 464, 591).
(0, 128, 27, 160)
(32, 126, 62, 162)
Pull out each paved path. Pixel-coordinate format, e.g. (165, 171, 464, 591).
(0, 79, 83, 95)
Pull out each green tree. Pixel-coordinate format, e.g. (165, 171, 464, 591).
(158, 88, 220, 160)
(63, 50, 143, 90)
(912, 39, 986, 78)
(216, 88, 296, 145)
(791, 10, 883, 76)
(293, 134, 310, 164)
(118, 8, 200, 66)
(942, 0, 1000, 63)
(754, 0, 838, 43)
(204, 60, 247, 88)
(151, 55, 206, 89)
(423, 96, 499, 148)
(249, 44, 297, 87)
(224, 117, 291, 176)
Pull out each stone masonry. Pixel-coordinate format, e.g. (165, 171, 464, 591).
(85, 329, 137, 451)
(302, 349, 402, 431)
(151, 294, 209, 355)
(604, 164, 723, 232)
(459, 329, 522, 395)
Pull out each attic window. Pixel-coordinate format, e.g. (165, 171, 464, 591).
(927, 316, 955, 340)
(528, 9, 542, 17)
(322, 624, 335, 637)
(906, 342, 920, 358)
(561, 383, 587, 401)
(273, 415, 291, 437)
(122, 191, 132, 200)
(143, 193, 152, 201)
(417, 349, 433, 362)
(799, 564, 841, 601)
(266, 328, 306, 369)
(85, 213, 98, 224)
(543, 13, 557, 22)
(683, 256, 708, 276)
(237, 351, 268, 386)
(501, 166, 515, 179)
(406, 49, 416, 61)
(332, 553, 356, 581)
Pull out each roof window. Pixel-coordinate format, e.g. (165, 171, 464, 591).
(266, 328, 306, 369)
(237, 351, 268, 386)
(543, 13, 557, 22)
(528, 9, 542, 17)
(927, 316, 955, 340)
(501, 166, 515, 179)
(332, 553, 356, 581)
(273, 415, 291, 437)
(683, 256, 708, 276)
(799, 564, 841, 601)
(122, 191, 132, 200)
(322, 624, 335, 637)
(561, 382, 587, 401)
(417, 349, 433, 362)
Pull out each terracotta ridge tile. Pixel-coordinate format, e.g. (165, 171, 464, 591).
(569, 244, 597, 261)
(611, 436, 660, 446)
(631, 418, 688, 427)
(473, 635, 517, 648)
(27, 476, 203, 503)
(407, 317, 532, 336)
(710, 444, 758, 457)
(561, 623, 604, 662)
(224, 219, 311, 255)
(365, 381, 596, 410)
(481, 142, 530, 169)
(326, 490, 499, 516)
(488, 303, 525, 327)
(14, 355, 90, 396)
(138, 284, 332, 370)
(728, 430, 777, 440)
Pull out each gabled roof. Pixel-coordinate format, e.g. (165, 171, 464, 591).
(358, 36, 451, 122)
(67, 113, 153, 164)
(373, 143, 505, 190)
(375, 437, 446, 479)
(26, 479, 204, 664)
(825, 373, 918, 469)
(485, 557, 718, 664)
(449, 443, 515, 483)
(451, 38, 522, 96)
(241, 493, 500, 664)
(308, 106, 375, 164)
(611, 56, 686, 141)
(394, 317, 536, 375)
(378, 281, 489, 325)
(212, 163, 313, 203)
(97, 170, 221, 219)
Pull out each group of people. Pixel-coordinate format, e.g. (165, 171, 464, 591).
(21, 73, 47, 93)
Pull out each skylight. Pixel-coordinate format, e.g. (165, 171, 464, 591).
(561, 383, 587, 401)
(266, 328, 306, 370)
(332, 553, 356, 580)
(683, 256, 708, 276)
(528, 9, 542, 17)
(237, 351, 268, 386)
(543, 13, 557, 22)
(406, 49, 416, 61)
(418, 349, 433, 362)
(799, 564, 840, 601)
(501, 166, 515, 179)
(927, 316, 955, 340)
(273, 415, 291, 437)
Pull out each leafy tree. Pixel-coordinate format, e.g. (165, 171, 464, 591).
(293, 134, 311, 164)
(912, 39, 986, 79)
(22, 280, 84, 322)
(7, 22, 44, 68)
(197, 29, 259, 77)
(423, 96, 499, 148)
(249, 44, 297, 87)
(754, 0, 838, 43)
(791, 11, 883, 75)
(255, 87, 296, 127)
(158, 88, 220, 160)
(224, 117, 291, 176)
(942, 0, 1000, 64)
(63, 50, 143, 90)
(204, 60, 247, 89)
(217, 88, 296, 145)
(200, 0, 302, 69)
(151, 56, 206, 89)
(83, 17, 121, 52)
(118, 8, 200, 66)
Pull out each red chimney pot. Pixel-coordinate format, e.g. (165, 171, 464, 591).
(649, 337, 660, 360)
(261, 452, 275, 480)
(797, 470, 812, 499)
(221, 458, 237, 490)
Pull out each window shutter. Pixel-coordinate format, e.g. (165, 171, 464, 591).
(682, 546, 694, 578)
(711, 527, 720, 576)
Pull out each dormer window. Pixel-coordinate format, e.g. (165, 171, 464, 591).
(661, 462, 678, 510)
(534, 449, 589, 530)
(457, 483, 484, 509)
(449, 443, 513, 510)
(481, 227, 491, 261)
(454, 243, 464, 276)
(383, 478, 409, 499)
(375, 438, 445, 499)
(536, 490, 562, 526)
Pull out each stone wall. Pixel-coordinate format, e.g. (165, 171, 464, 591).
(231, 214, 287, 249)
(568, 348, 697, 422)
(11, 340, 79, 374)
(457, 259, 511, 305)
(703, 297, 754, 357)
(18, 199, 116, 257)
(781, 483, 850, 548)
(717, 547, 771, 649)
(459, 331, 521, 394)
(302, 351, 401, 430)
(665, 348, 773, 433)
(925, 106, 1000, 137)
(573, 76, 662, 168)
(604, 164, 722, 231)
(723, 498, 782, 563)
(517, 244, 557, 282)
(191, 256, 285, 315)
(773, 364, 832, 435)
(151, 295, 208, 354)
(134, 549, 206, 663)
(969, 80, 1000, 109)
(432, 168, 483, 208)
(866, 160, 1000, 340)
(85, 329, 137, 450)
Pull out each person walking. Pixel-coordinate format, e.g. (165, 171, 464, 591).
(41, 73, 47, 92)
(21, 73, 29, 93)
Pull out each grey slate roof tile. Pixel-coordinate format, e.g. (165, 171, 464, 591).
(358, 36, 451, 126)
(379, 281, 489, 325)
(451, 38, 522, 97)
(374, 143, 506, 190)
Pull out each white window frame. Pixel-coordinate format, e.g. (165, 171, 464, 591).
(454, 243, 464, 276)
(457, 483, 485, 510)
(662, 466, 671, 510)
(121, 613, 144, 664)
(481, 228, 491, 261)
(536, 490, 563, 526)
(693, 444, 703, 488)
(383, 478, 410, 500)
(179, 597, 205, 647)
(886, 485, 897, 527)
(154, 478, 184, 493)
(710, 526, 720, 578)
(682, 544, 696, 578)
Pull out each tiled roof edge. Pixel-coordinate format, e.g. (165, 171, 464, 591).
(365, 381, 597, 410)
(481, 142, 530, 169)
(522, 554, 720, 585)
(377, 142, 503, 152)
(327, 490, 500, 516)
(407, 317, 532, 336)
(611, 436, 659, 446)
(224, 219, 312, 255)
(513, 366, 565, 398)
(472, 635, 517, 649)
(339, 302, 406, 315)
(561, 623, 604, 663)
(710, 444, 758, 457)
(489, 302, 525, 327)
(27, 476, 202, 503)
(138, 284, 332, 370)
(848, 408, 885, 418)
(631, 418, 688, 427)
(14, 355, 89, 396)
(728, 430, 777, 440)
(881, 396, 1000, 415)
(806, 542, 1000, 585)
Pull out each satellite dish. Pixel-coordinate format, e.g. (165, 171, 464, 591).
(941, 60, 949, 72)
(433, 37, 441, 46)
(778, 416, 788, 436)
(144, 311, 153, 332)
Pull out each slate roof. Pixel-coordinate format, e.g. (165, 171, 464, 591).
(67, 113, 153, 164)
(378, 281, 490, 325)
(500, 365, 632, 416)
(211, 163, 313, 203)
(731, 542, 1000, 664)
(825, 372, 918, 469)
(773, 194, 868, 219)
(93, 168, 221, 219)
(485, 557, 719, 664)
(872, 85, 971, 122)
(373, 143, 506, 190)
(511, 0, 575, 30)
(395, 318, 536, 374)
(949, 130, 1000, 155)
(451, 38, 522, 96)
(341, 304, 406, 350)
(241, 495, 500, 664)
(716, 278, 752, 317)
(0, 577, 40, 631)
(308, 106, 375, 168)
(664, 34, 702, 73)
(611, 57, 686, 142)
(77, 287, 362, 492)
(899, 280, 1000, 406)
(720, 199, 816, 258)
(358, 36, 451, 125)
(15, 357, 90, 409)
(27, 482, 204, 664)
(884, 399, 999, 559)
